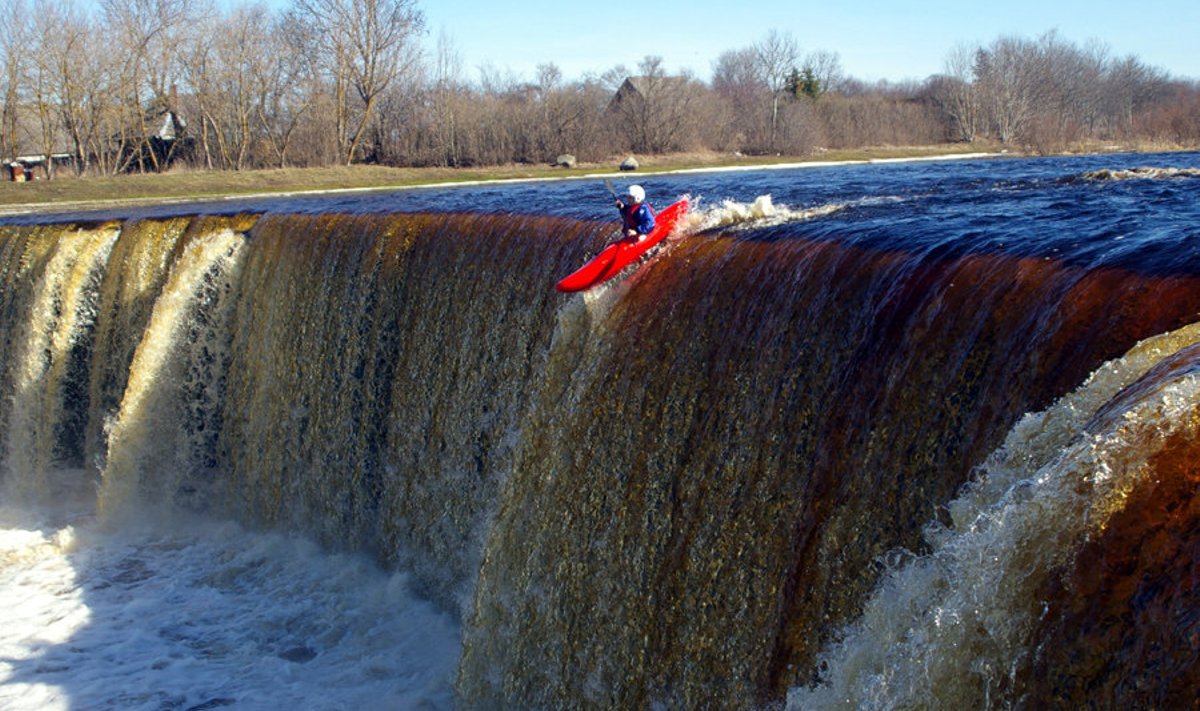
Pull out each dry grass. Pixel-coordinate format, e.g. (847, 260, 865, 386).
(0, 145, 1003, 213)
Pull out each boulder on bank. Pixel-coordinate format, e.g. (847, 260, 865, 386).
(619, 155, 639, 171)
(555, 154, 577, 168)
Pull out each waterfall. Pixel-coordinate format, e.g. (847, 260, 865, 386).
(2, 206, 1198, 709)
(789, 323, 1200, 709)
(98, 227, 246, 520)
(1, 223, 119, 497)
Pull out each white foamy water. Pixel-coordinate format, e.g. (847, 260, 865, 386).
(0, 476, 460, 711)
(681, 194, 849, 234)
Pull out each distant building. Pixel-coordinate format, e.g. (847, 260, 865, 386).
(607, 75, 700, 153)
(607, 75, 692, 114)
(4, 154, 76, 181)
(143, 105, 190, 168)
(3, 85, 190, 178)
(2, 106, 76, 180)
(117, 84, 193, 172)
(5, 162, 30, 182)
(157, 108, 187, 143)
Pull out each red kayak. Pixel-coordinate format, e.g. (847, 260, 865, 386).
(555, 197, 689, 293)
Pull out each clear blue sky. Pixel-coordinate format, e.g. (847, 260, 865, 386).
(421, 0, 1200, 83)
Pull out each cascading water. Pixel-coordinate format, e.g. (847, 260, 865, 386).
(789, 322, 1200, 709)
(2, 153, 1199, 709)
(98, 226, 246, 519)
(455, 231, 1200, 709)
(1, 224, 118, 492)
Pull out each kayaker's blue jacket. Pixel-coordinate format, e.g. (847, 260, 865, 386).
(619, 201, 656, 235)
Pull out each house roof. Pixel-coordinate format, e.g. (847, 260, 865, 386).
(617, 76, 691, 95)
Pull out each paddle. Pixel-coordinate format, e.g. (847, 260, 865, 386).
(603, 178, 627, 247)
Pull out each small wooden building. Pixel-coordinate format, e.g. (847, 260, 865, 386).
(4, 154, 75, 181)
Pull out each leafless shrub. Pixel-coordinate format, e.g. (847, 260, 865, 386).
(2, 7, 1194, 176)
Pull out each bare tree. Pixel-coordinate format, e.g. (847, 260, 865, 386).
(1136, 80, 1200, 144)
(100, 0, 191, 172)
(0, 0, 28, 160)
(803, 50, 844, 95)
(204, 4, 277, 170)
(27, 0, 64, 177)
(1105, 54, 1172, 138)
(1023, 30, 1099, 148)
(177, 16, 221, 168)
(931, 44, 983, 142)
(530, 62, 608, 162)
(561, 77, 617, 162)
(257, 11, 321, 167)
(425, 30, 466, 166)
(713, 48, 764, 104)
(531, 61, 562, 158)
(974, 35, 1040, 144)
(35, 0, 111, 175)
(712, 47, 767, 151)
(753, 30, 801, 150)
(291, 0, 424, 164)
(1074, 39, 1112, 135)
(928, 31, 1185, 151)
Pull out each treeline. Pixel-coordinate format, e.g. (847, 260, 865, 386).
(2, 0, 1198, 178)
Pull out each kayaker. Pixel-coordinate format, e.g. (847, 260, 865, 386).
(616, 184, 655, 242)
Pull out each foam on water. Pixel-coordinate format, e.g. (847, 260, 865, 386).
(0, 476, 460, 711)
(1079, 166, 1200, 181)
(682, 194, 848, 233)
(787, 322, 1200, 709)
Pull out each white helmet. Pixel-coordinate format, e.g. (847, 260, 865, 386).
(627, 184, 645, 203)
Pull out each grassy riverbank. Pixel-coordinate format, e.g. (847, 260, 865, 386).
(0, 142, 1184, 215)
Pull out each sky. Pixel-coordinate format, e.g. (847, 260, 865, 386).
(420, 0, 1200, 84)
